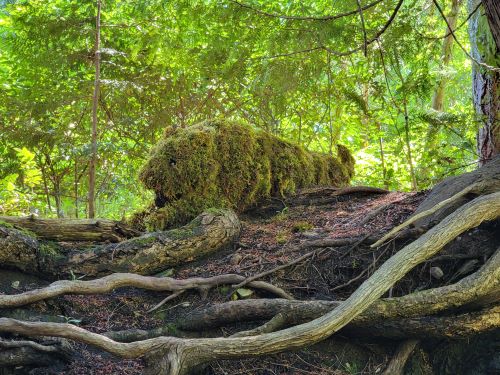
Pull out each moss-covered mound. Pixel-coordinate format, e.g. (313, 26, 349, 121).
(138, 119, 354, 230)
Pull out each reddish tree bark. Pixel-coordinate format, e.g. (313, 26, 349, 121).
(470, 0, 500, 165)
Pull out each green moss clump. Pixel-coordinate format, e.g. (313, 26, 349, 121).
(139, 119, 354, 230)
(292, 221, 314, 233)
(0, 220, 15, 229)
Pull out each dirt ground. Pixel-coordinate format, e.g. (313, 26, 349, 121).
(5, 190, 500, 374)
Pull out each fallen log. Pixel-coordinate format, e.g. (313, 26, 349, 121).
(0, 216, 141, 242)
(287, 185, 390, 206)
(0, 209, 240, 277)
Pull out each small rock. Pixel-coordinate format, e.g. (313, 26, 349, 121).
(230, 254, 243, 265)
(430, 266, 444, 279)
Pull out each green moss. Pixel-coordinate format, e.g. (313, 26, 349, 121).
(292, 221, 314, 233)
(139, 119, 354, 230)
(130, 234, 158, 246)
(39, 243, 58, 256)
(38, 242, 65, 262)
(0, 220, 15, 229)
(0, 221, 38, 238)
(275, 230, 290, 244)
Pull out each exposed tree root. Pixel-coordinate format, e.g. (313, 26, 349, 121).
(0, 209, 240, 277)
(382, 340, 418, 375)
(0, 215, 140, 242)
(412, 155, 500, 228)
(0, 273, 292, 309)
(347, 306, 500, 339)
(179, 247, 500, 331)
(0, 337, 73, 368)
(371, 180, 498, 247)
(0, 192, 498, 375)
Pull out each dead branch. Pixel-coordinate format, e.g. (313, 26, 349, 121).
(0, 273, 292, 309)
(228, 248, 322, 296)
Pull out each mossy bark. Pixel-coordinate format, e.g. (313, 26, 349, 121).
(0, 209, 240, 278)
(138, 119, 354, 230)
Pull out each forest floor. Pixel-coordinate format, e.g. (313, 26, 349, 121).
(14, 189, 498, 374)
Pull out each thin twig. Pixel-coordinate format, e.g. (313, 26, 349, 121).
(357, 0, 368, 56)
(228, 249, 323, 297)
(230, 0, 385, 22)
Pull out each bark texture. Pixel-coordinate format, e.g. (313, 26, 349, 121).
(412, 154, 499, 227)
(0, 216, 140, 242)
(470, 0, 500, 164)
(0, 209, 240, 277)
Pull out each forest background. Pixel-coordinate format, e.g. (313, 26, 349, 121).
(0, 0, 481, 219)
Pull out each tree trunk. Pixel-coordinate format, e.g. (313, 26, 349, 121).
(424, 0, 462, 163)
(470, 0, 500, 165)
(431, 0, 462, 112)
(88, 0, 101, 218)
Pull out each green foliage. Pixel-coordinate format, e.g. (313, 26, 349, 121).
(0, 147, 43, 215)
(139, 119, 353, 229)
(0, 0, 482, 220)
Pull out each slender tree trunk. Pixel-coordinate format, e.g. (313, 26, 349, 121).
(403, 99, 418, 191)
(40, 166, 52, 215)
(74, 159, 79, 219)
(421, 0, 462, 186)
(431, 0, 463, 113)
(327, 52, 334, 155)
(53, 179, 62, 218)
(377, 121, 389, 189)
(469, 0, 500, 165)
(88, 0, 101, 218)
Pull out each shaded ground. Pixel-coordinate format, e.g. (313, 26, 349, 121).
(4, 190, 499, 374)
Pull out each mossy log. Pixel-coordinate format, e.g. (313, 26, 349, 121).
(0, 216, 140, 242)
(0, 209, 240, 278)
(137, 119, 354, 230)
